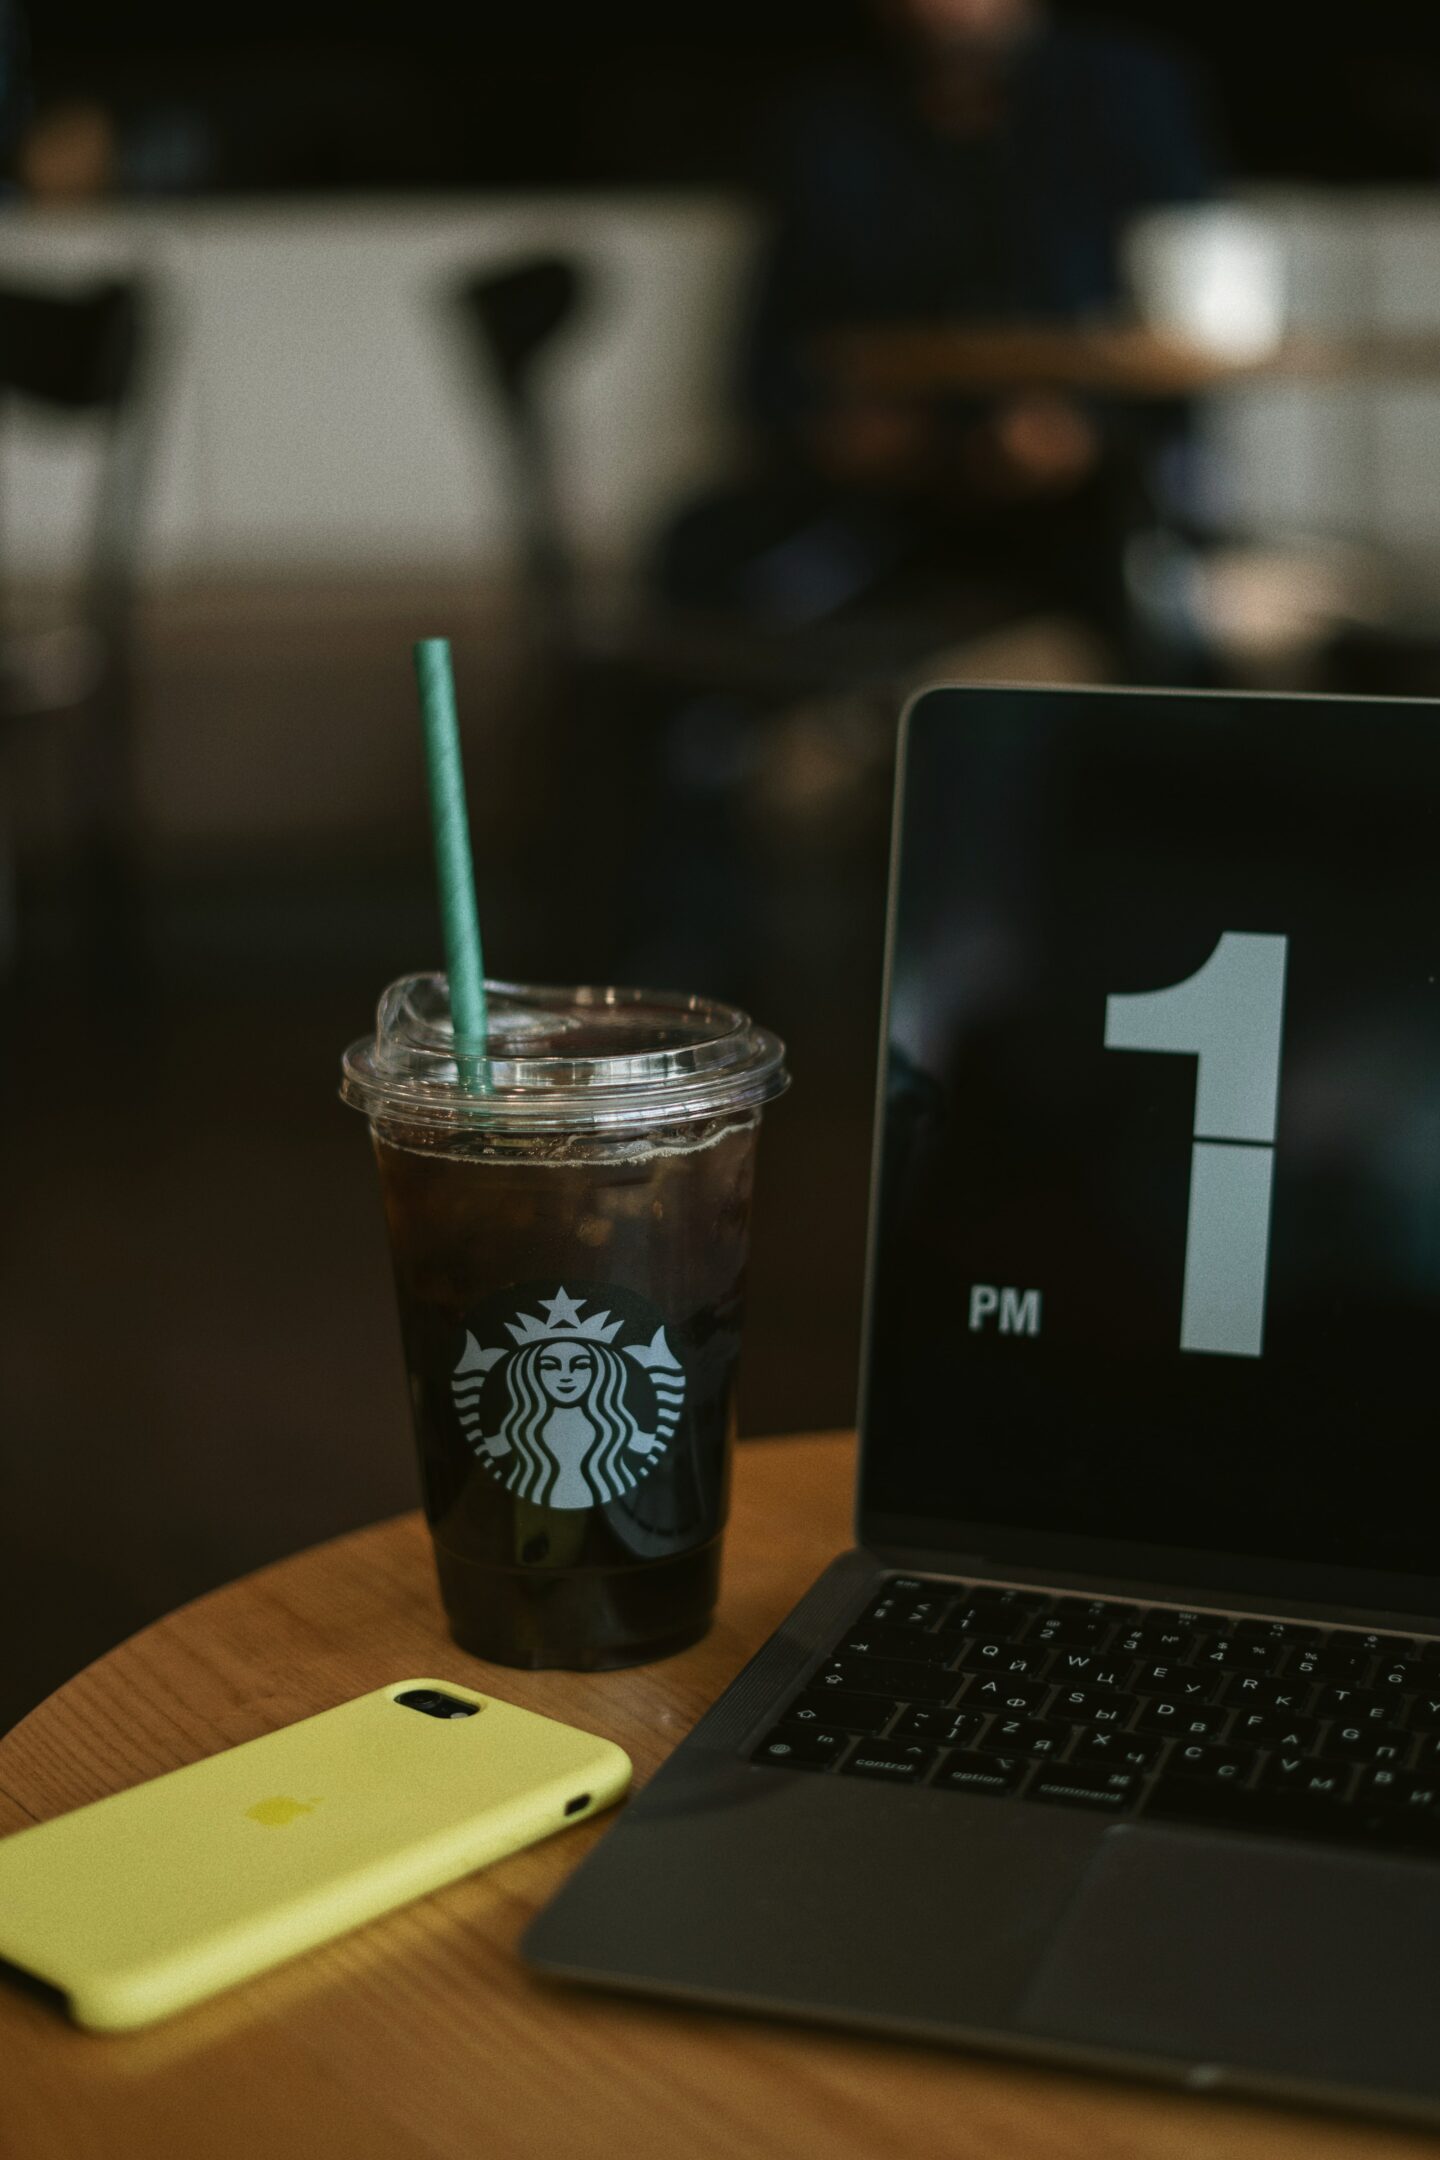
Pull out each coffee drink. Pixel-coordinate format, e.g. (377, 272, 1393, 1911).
(342, 978, 786, 1668)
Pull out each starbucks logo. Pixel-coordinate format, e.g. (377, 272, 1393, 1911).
(451, 1285, 686, 1512)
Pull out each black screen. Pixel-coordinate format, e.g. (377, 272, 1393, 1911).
(861, 688, 1440, 1590)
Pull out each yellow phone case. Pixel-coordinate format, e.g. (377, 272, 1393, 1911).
(0, 1679, 630, 2031)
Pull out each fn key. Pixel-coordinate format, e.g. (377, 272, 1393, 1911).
(753, 1726, 849, 1770)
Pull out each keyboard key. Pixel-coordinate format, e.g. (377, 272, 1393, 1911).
(935, 1751, 1028, 1795)
(1220, 1675, 1314, 1713)
(964, 1639, 1052, 1677)
(1071, 1728, 1163, 1771)
(966, 1674, 1052, 1714)
(1290, 1645, 1373, 1681)
(1029, 1616, 1117, 1648)
(1045, 1652, 1134, 1689)
(1404, 1696, 1440, 1732)
(1133, 1699, 1230, 1739)
(1151, 1607, 1226, 1631)
(978, 1717, 1068, 1758)
(1320, 1723, 1412, 1764)
(882, 1599, 953, 1631)
(859, 1581, 922, 1614)
(964, 1585, 1051, 1615)
(1348, 1632, 1417, 1660)
(783, 1690, 896, 1735)
(1257, 1756, 1355, 1799)
(1030, 1768, 1141, 1812)
(856, 1595, 899, 1629)
(1230, 1709, 1321, 1751)
(835, 1626, 967, 1666)
(1143, 1776, 1355, 1847)
(840, 1742, 936, 1784)
(1168, 1742, 1258, 1783)
(1117, 1627, 1204, 1661)
(1195, 1639, 1286, 1676)
(952, 1605, 1035, 1643)
(1134, 1662, 1219, 1700)
(1051, 1597, 1138, 1625)
(892, 1705, 987, 1746)
(1050, 1686, 1128, 1726)
(1360, 1767, 1440, 1810)
(1313, 1686, 1392, 1723)
(819, 1658, 959, 1703)
(1231, 1618, 1321, 1648)
(753, 1727, 849, 1769)
(861, 1583, 952, 1629)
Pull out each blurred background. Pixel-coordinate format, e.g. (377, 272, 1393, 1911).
(7, 0, 1440, 1728)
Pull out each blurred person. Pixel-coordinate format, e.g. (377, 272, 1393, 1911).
(19, 98, 217, 200)
(659, 0, 1220, 662)
(18, 101, 113, 200)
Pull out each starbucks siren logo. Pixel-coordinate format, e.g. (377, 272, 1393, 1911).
(452, 1286, 686, 1511)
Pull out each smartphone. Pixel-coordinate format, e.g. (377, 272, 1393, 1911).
(0, 1679, 630, 2031)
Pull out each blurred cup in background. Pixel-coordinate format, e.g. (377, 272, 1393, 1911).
(1124, 205, 1286, 358)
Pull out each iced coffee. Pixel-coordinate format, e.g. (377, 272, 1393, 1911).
(342, 977, 787, 1669)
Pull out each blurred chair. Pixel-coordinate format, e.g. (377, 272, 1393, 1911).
(454, 256, 587, 670)
(451, 252, 978, 700)
(449, 251, 1002, 988)
(450, 247, 1015, 989)
(0, 277, 150, 982)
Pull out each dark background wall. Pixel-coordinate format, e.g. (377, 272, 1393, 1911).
(29, 2, 1440, 192)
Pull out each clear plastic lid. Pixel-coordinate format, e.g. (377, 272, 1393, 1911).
(340, 974, 788, 1133)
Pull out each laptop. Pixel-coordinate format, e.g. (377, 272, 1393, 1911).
(525, 684, 1440, 2126)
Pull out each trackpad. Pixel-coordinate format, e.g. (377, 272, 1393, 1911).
(1016, 1826, 1440, 2101)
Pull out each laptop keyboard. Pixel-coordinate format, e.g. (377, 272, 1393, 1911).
(752, 1576, 1440, 1860)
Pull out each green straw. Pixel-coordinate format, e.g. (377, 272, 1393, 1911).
(413, 638, 488, 1081)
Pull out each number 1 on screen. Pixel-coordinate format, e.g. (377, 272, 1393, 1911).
(1105, 932, 1289, 1358)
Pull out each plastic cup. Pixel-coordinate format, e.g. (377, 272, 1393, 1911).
(341, 976, 788, 1670)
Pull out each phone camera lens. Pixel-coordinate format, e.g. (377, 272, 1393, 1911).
(396, 1688, 479, 1719)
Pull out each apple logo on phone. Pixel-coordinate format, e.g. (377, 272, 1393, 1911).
(246, 1795, 322, 1827)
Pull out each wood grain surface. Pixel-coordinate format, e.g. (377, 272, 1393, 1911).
(823, 323, 1440, 399)
(0, 1433, 1435, 2160)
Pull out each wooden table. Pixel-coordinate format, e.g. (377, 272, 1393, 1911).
(824, 323, 1440, 399)
(1, 1433, 1435, 2160)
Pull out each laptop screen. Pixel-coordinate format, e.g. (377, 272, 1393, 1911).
(860, 687, 1440, 1594)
